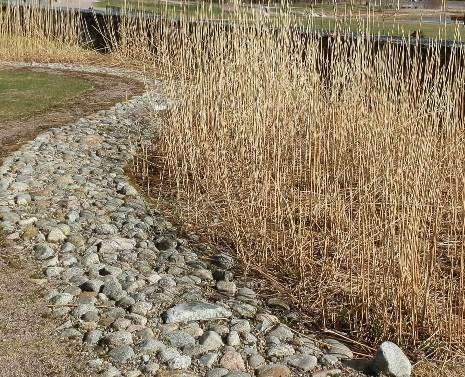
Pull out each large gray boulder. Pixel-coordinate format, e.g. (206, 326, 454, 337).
(370, 341, 412, 377)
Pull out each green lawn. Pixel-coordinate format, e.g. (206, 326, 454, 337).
(0, 70, 93, 121)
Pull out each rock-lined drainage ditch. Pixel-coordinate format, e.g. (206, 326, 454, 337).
(0, 62, 411, 377)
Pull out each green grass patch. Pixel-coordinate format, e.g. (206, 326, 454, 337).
(0, 70, 93, 121)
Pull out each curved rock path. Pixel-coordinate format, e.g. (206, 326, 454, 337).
(0, 62, 410, 377)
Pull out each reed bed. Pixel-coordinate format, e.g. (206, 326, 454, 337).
(141, 13, 465, 355)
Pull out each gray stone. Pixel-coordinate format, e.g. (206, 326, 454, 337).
(210, 254, 234, 269)
(229, 302, 256, 318)
(108, 345, 135, 365)
(102, 279, 125, 301)
(165, 330, 196, 348)
(207, 368, 228, 377)
(167, 355, 191, 370)
(227, 331, 241, 346)
(287, 354, 318, 371)
(248, 353, 265, 369)
(268, 344, 295, 357)
(80, 279, 104, 293)
(199, 331, 224, 351)
(311, 369, 342, 377)
(324, 338, 353, 359)
(370, 341, 412, 377)
(49, 293, 73, 305)
(230, 319, 250, 334)
(142, 363, 159, 375)
(103, 330, 133, 347)
(268, 325, 293, 342)
(319, 354, 339, 366)
(34, 243, 54, 260)
(162, 302, 232, 323)
(199, 352, 219, 367)
(137, 338, 165, 355)
(84, 330, 103, 345)
(95, 223, 118, 235)
(158, 347, 181, 363)
(47, 227, 66, 243)
(216, 281, 236, 295)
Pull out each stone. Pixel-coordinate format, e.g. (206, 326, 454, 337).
(286, 354, 318, 371)
(162, 302, 232, 323)
(49, 293, 73, 305)
(216, 281, 236, 295)
(137, 339, 165, 355)
(229, 302, 256, 318)
(324, 338, 353, 359)
(33, 243, 54, 260)
(248, 353, 265, 369)
(131, 301, 152, 316)
(227, 331, 241, 346)
(47, 227, 66, 243)
(102, 279, 125, 301)
(103, 330, 133, 347)
(165, 330, 196, 348)
(311, 370, 343, 377)
(108, 345, 135, 365)
(206, 369, 228, 377)
(267, 298, 290, 311)
(81, 279, 104, 293)
(219, 350, 245, 371)
(199, 353, 219, 367)
(256, 365, 291, 377)
(142, 362, 160, 375)
(167, 355, 191, 370)
(199, 331, 224, 351)
(267, 344, 295, 358)
(230, 319, 250, 334)
(210, 254, 234, 269)
(369, 341, 412, 377)
(268, 325, 293, 341)
(159, 347, 181, 363)
(84, 330, 103, 344)
(319, 354, 339, 366)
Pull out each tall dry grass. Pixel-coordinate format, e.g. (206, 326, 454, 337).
(143, 14, 465, 354)
(0, 2, 99, 62)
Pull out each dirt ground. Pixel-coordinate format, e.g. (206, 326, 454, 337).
(0, 66, 144, 376)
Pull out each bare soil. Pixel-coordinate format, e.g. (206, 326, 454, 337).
(0, 66, 144, 376)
